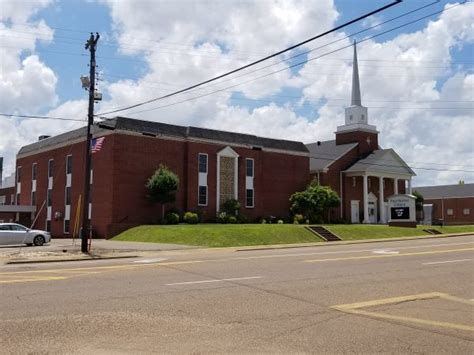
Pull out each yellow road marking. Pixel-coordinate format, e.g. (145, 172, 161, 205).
(0, 260, 204, 284)
(305, 247, 474, 263)
(332, 292, 474, 332)
(0, 276, 67, 284)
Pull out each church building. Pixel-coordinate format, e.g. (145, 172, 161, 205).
(307, 42, 415, 224)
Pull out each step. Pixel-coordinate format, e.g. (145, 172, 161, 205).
(307, 226, 342, 242)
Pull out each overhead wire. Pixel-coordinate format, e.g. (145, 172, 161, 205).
(114, 1, 466, 116)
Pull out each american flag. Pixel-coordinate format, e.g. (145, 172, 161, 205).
(91, 137, 105, 153)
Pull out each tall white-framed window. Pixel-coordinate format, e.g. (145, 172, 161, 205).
(245, 158, 254, 208)
(31, 163, 37, 205)
(198, 153, 208, 206)
(64, 155, 72, 234)
(16, 166, 22, 205)
(46, 159, 54, 231)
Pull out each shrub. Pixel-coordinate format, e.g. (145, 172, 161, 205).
(227, 216, 237, 224)
(221, 198, 240, 215)
(218, 212, 228, 224)
(237, 214, 248, 224)
(183, 212, 199, 224)
(277, 219, 284, 224)
(260, 218, 267, 224)
(293, 214, 304, 224)
(164, 212, 179, 225)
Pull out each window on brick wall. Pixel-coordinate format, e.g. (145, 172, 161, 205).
(198, 186, 207, 206)
(48, 159, 54, 178)
(447, 208, 453, 216)
(198, 154, 208, 173)
(16, 166, 21, 183)
(47, 189, 52, 207)
(352, 177, 356, 187)
(16, 193, 20, 205)
(31, 191, 36, 205)
(246, 189, 254, 208)
(65, 186, 71, 205)
(463, 208, 470, 215)
(64, 219, 70, 234)
(66, 155, 72, 175)
(32, 163, 37, 180)
(246, 159, 254, 177)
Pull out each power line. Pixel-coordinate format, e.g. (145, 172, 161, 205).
(0, 113, 86, 122)
(117, 2, 466, 116)
(95, 1, 403, 116)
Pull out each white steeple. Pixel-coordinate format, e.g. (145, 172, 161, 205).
(337, 41, 377, 134)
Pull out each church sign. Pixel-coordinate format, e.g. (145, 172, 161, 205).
(388, 194, 416, 228)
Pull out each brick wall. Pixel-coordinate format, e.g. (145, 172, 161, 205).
(425, 197, 474, 225)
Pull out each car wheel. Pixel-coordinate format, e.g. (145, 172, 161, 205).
(33, 235, 45, 246)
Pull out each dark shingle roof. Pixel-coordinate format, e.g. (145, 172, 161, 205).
(18, 116, 308, 155)
(414, 184, 474, 199)
(306, 140, 358, 172)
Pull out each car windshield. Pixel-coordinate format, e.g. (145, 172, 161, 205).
(10, 225, 28, 231)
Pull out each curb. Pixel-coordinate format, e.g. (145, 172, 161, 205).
(6, 254, 138, 265)
(234, 232, 473, 252)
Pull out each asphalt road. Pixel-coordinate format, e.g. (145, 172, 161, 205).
(1, 235, 473, 354)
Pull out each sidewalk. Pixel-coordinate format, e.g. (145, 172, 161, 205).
(1, 233, 472, 265)
(0, 238, 197, 264)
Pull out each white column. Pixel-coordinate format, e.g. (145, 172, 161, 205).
(379, 176, 385, 224)
(363, 174, 369, 224)
(394, 178, 399, 195)
(407, 179, 412, 194)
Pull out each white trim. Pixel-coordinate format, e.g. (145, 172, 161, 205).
(198, 153, 208, 206)
(216, 146, 239, 214)
(245, 158, 254, 208)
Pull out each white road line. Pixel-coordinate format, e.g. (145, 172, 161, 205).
(166, 276, 262, 286)
(372, 250, 400, 255)
(422, 259, 472, 265)
(133, 258, 167, 264)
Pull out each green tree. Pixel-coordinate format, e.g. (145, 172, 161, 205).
(289, 182, 340, 223)
(146, 165, 179, 220)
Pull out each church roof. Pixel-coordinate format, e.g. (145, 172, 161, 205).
(344, 148, 416, 176)
(414, 184, 474, 199)
(306, 140, 358, 172)
(18, 116, 308, 156)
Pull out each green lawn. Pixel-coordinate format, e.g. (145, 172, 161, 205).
(114, 224, 319, 247)
(325, 224, 474, 240)
(114, 223, 474, 247)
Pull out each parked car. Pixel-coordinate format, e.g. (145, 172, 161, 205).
(0, 223, 51, 246)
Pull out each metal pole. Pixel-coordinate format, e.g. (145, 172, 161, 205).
(81, 32, 99, 253)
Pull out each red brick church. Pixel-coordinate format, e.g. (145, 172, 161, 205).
(306, 43, 415, 224)
(3, 43, 415, 237)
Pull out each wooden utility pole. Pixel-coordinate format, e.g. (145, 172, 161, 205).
(81, 32, 99, 253)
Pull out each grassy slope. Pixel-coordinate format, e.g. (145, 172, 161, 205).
(114, 224, 474, 247)
(114, 224, 320, 247)
(325, 224, 474, 240)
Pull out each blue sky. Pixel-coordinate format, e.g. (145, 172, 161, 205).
(0, 0, 473, 185)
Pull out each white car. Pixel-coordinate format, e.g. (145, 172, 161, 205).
(0, 223, 51, 246)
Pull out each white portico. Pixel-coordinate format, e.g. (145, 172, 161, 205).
(344, 149, 416, 224)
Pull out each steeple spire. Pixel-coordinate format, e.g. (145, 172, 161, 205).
(351, 40, 362, 106)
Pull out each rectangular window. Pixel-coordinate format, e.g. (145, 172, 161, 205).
(0, 196, 5, 205)
(48, 159, 54, 178)
(246, 189, 254, 208)
(16, 166, 21, 182)
(64, 220, 70, 234)
(32, 163, 37, 180)
(16, 193, 20, 205)
(66, 155, 72, 175)
(246, 159, 254, 177)
(198, 186, 207, 206)
(46, 220, 51, 233)
(352, 177, 356, 187)
(47, 189, 52, 207)
(198, 153, 208, 173)
(31, 191, 36, 205)
(65, 186, 71, 205)
(447, 208, 453, 216)
(463, 208, 470, 215)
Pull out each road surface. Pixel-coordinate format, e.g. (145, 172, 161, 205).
(1, 235, 473, 353)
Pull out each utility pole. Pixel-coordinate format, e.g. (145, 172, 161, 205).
(81, 32, 100, 253)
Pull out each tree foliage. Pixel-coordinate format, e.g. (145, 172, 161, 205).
(289, 182, 340, 223)
(146, 165, 179, 218)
